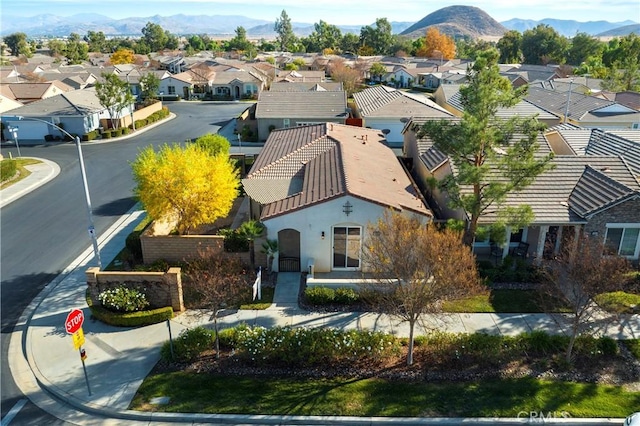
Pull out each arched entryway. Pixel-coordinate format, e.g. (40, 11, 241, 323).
(278, 229, 300, 272)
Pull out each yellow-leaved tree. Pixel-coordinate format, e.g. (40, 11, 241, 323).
(132, 143, 239, 235)
(417, 27, 456, 60)
(110, 48, 135, 64)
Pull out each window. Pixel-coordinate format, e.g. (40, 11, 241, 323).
(605, 226, 640, 257)
(283, 118, 290, 128)
(167, 86, 176, 95)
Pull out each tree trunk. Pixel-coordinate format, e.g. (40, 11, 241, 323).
(407, 319, 415, 366)
(463, 216, 479, 247)
(566, 323, 578, 364)
(214, 314, 220, 359)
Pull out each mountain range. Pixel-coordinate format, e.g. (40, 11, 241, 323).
(0, 9, 637, 39)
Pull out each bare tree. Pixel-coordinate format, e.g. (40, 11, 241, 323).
(361, 211, 483, 365)
(540, 233, 629, 363)
(183, 252, 252, 358)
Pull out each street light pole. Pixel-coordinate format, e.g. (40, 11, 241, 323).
(12, 116, 102, 269)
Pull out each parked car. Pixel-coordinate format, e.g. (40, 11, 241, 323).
(625, 413, 640, 426)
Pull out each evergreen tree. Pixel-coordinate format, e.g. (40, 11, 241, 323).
(418, 48, 554, 246)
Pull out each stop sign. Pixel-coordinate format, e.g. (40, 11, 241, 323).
(65, 309, 84, 334)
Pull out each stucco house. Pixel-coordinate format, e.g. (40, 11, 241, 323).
(158, 73, 194, 100)
(1, 87, 130, 141)
(242, 123, 432, 274)
(254, 90, 349, 141)
(403, 119, 640, 262)
(352, 85, 452, 147)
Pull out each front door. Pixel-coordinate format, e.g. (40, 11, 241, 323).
(332, 226, 361, 270)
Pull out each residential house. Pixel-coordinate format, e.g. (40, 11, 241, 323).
(403, 119, 640, 262)
(0, 81, 74, 104)
(1, 87, 130, 141)
(501, 64, 563, 84)
(158, 73, 194, 100)
(242, 123, 432, 273)
(352, 85, 452, 146)
(274, 70, 326, 83)
(209, 68, 265, 100)
(433, 84, 561, 127)
(254, 90, 348, 141)
(526, 86, 640, 129)
(0, 86, 23, 113)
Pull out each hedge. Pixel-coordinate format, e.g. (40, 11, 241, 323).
(86, 290, 173, 327)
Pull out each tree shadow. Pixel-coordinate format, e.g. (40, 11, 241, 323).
(93, 197, 137, 217)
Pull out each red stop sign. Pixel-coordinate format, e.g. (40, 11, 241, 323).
(65, 309, 84, 334)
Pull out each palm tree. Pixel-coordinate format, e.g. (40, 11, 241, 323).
(261, 239, 278, 272)
(238, 220, 265, 270)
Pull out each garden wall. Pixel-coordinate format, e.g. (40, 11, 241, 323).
(86, 267, 184, 312)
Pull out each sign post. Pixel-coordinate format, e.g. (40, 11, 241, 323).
(65, 309, 91, 396)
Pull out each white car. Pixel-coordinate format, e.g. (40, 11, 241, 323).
(625, 413, 640, 426)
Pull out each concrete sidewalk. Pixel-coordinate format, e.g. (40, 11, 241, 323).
(4, 157, 638, 425)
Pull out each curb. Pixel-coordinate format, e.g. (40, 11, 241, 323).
(0, 157, 60, 208)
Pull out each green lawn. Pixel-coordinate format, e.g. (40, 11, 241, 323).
(443, 289, 570, 313)
(0, 158, 41, 189)
(595, 291, 640, 314)
(130, 374, 639, 417)
(624, 340, 640, 360)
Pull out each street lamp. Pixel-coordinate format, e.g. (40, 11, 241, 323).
(11, 116, 102, 269)
(7, 125, 21, 157)
(564, 79, 574, 124)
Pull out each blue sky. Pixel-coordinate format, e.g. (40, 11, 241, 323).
(2, 0, 639, 25)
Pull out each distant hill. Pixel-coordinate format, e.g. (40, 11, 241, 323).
(501, 18, 638, 37)
(0, 13, 415, 38)
(400, 5, 507, 39)
(596, 23, 640, 37)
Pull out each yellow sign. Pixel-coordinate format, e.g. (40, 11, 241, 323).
(72, 328, 85, 350)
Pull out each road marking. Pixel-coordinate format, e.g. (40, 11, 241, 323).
(1, 398, 27, 426)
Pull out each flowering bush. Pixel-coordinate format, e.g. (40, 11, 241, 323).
(232, 324, 400, 366)
(161, 327, 213, 362)
(98, 286, 149, 313)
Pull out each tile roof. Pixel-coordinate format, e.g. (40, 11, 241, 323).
(255, 90, 347, 119)
(485, 156, 640, 224)
(586, 129, 640, 178)
(525, 86, 616, 120)
(5, 87, 105, 116)
(568, 165, 638, 217)
(353, 85, 451, 118)
(269, 82, 343, 92)
(243, 123, 431, 220)
(440, 84, 559, 120)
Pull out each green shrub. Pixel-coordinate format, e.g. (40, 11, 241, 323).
(98, 286, 149, 312)
(334, 287, 359, 304)
(232, 325, 400, 367)
(623, 339, 640, 360)
(125, 231, 143, 263)
(135, 119, 147, 128)
(161, 326, 213, 362)
(219, 228, 249, 252)
(518, 330, 566, 355)
(217, 327, 238, 348)
(1, 159, 17, 182)
(595, 291, 640, 314)
(597, 336, 619, 356)
(82, 130, 98, 141)
(122, 127, 130, 135)
(305, 286, 335, 305)
(102, 130, 112, 139)
(89, 304, 173, 327)
(113, 128, 123, 137)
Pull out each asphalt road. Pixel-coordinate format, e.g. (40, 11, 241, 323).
(0, 101, 251, 425)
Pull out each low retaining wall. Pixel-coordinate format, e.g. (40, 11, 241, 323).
(86, 267, 184, 312)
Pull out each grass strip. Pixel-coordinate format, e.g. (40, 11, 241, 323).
(131, 374, 639, 417)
